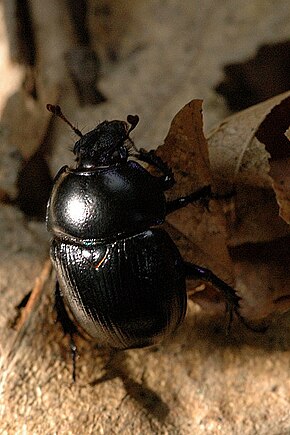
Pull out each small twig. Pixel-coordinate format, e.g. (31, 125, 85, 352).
(14, 259, 52, 331)
(3, 259, 52, 368)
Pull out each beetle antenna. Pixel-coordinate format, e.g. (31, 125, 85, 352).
(127, 114, 139, 134)
(47, 104, 83, 138)
(126, 115, 139, 152)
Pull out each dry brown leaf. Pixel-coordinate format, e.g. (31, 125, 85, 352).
(255, 96, 290, 224)
(152, 100, 237, 310)
(207, 91, 290, 245)
(206, 93, 290, 321)
(1, 86, 59, 160)
(154, 97, 289, 322)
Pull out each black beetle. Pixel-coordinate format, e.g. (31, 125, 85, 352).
(46, 105, 240, 379)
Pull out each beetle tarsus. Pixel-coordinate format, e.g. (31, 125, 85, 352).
(184, 262, 240, 330)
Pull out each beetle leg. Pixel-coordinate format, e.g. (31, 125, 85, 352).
(135, 148, 175, 190)
(54, 281, 78, 381)
(166, 185, 212, 215)
(183, 262, 240, 331)
(166, 186, 236, 215)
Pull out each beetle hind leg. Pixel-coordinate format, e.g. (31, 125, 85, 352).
(54, 281, 78, 381)
(184, 262, 240, 332)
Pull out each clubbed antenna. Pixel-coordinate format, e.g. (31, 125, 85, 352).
(46, 104, 83, 138)
(127, 114, 139, 134)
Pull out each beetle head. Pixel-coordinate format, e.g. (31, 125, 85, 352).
(74, 115, 139, 168)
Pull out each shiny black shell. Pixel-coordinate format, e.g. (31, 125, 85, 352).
(47, 161, 187, 348)
(50, 228, 186, 348)
(47, 161, 165, 241)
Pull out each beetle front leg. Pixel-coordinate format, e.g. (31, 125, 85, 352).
(135, 148, 175, 190)
(54, 281, 78, 381)
(184, 262, 240, 330)
(135, 149, 216, 205)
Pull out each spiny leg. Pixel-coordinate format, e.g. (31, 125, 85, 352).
(54, 281, 78, 381)
(166, 185, 212, 214)
(135, 148, 175, 190)
(166, 186, 237, 215)
(136, 149, 235, 215)
(135, 148, 213, 212)
(184, 261, 240, 331)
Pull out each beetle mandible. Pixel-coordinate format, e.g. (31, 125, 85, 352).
(46, 105, 240, 379)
